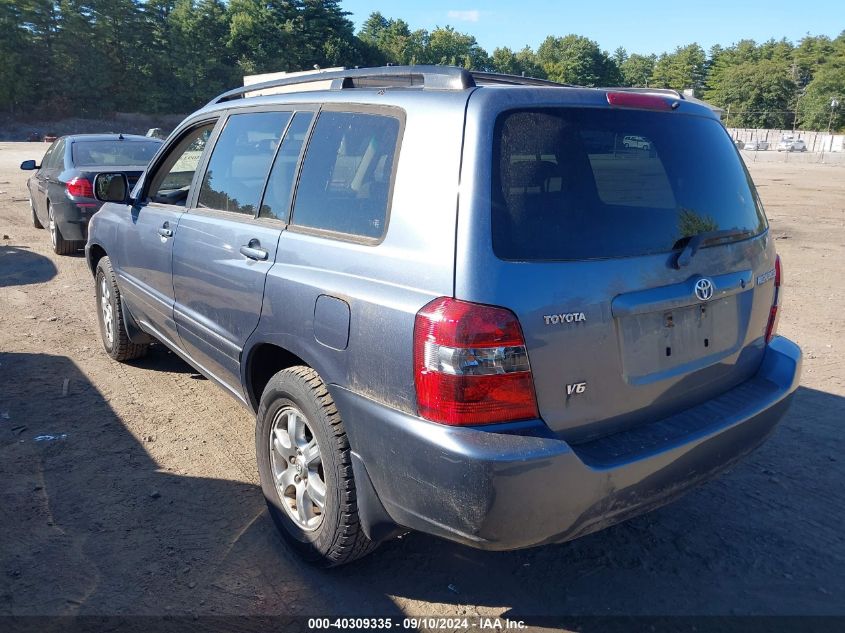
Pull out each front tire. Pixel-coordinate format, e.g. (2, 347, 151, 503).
(256, 367, 377, 567)
(48, 203, 83, 255)
(95, 256, 148, 361)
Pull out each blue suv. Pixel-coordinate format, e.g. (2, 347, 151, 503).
(86, 66, 801, 566)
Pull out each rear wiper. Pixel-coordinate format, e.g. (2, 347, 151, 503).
(674, 229, 754, 269)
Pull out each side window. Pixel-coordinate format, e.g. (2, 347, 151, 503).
(259, 112, 314, 221)
(148, 123, 214, 206)
(291, 111, 400, 240)
(197, 111, 291, 215)
(39, 143, 56, 172)
(47, 140, 65, 170)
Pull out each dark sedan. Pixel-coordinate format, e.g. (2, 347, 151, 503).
(21, 134, 162, 254)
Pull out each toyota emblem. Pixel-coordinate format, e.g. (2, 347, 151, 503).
(694, 278, 714, 301)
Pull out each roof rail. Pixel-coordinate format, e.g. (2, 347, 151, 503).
(206, 65, 592, 107)
(470, 71, 573, 88)
(207, 65, 476, 106)
(602, 86, 685, 99)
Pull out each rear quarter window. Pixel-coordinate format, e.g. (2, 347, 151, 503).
(491, 108, 767, 261)
(47, 140, 66, 169)
(290, 110, 402, 241)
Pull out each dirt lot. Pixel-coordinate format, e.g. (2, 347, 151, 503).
(1, 142, 844, 625)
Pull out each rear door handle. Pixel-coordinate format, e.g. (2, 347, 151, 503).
(240, 240, 268, 261)
(158, 224, 173, 238)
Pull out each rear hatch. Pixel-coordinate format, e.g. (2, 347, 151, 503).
(459, 93, 778, 443)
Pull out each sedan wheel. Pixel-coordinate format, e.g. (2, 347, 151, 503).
(30, 198, 43, 229)
(47, 203, 83, 255)
(48, 206, 57, 248)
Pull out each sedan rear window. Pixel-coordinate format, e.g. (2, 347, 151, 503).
(72, 140, 161, 167)
(491, 108, 767, 261)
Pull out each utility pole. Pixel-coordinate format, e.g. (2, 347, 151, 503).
(828, 98, 839, 134)
(793, 89, 806, 133)
(792, 63, 801, 133)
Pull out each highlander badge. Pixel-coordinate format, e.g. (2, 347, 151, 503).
(757, 268, 776, 285)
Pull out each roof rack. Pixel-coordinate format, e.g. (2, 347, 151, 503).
(207, 65, 577, 106)
(470, 71, 572, 88)
(602, 86, 685, 99)
(208, 66, 474, 105)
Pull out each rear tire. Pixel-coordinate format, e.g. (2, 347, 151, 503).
(256, 366, 377, 567)
(48, 203, 83, 255)
(95, 256, 148, 362)
(30, 198, 43, 229)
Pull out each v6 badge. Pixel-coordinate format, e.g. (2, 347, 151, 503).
(566, 382, 587, 396)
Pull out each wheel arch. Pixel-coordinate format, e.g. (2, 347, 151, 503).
(87, 243, 108, 276)
(243, 340, 312, 414)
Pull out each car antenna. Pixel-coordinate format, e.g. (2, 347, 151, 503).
(118, 133, 124, 140)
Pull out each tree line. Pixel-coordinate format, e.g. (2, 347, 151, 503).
(2, 1, 843, 131)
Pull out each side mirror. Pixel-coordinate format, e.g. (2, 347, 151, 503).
(94, 173, 130, 203)
(20, 160, 38, 171)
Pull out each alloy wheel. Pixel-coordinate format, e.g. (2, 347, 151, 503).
(99, 274, 114, 345)
(269, 405, 327, 531)
(48, 207, 57, 247)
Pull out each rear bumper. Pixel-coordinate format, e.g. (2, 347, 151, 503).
(335, 336, 801, 550)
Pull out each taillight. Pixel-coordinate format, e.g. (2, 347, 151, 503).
(765, 255, 782, 343)
(66, 177, 94, 198)
(413, 297, 539, 426)
(606, 91, 673, 110)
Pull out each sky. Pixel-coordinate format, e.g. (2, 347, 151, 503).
(340, 0, 844, 56)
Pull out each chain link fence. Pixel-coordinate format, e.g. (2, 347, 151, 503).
(727, 127, 845, 163)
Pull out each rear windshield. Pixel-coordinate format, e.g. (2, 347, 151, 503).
(491, 108, 767, 261)
(72, 140, 161, 167)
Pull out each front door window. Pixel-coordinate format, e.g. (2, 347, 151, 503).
(147, 124, 215, 206)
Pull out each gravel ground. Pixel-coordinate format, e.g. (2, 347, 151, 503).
(1, 142, 843, 627)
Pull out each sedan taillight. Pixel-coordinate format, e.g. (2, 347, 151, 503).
(66, 177, 94, 198)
